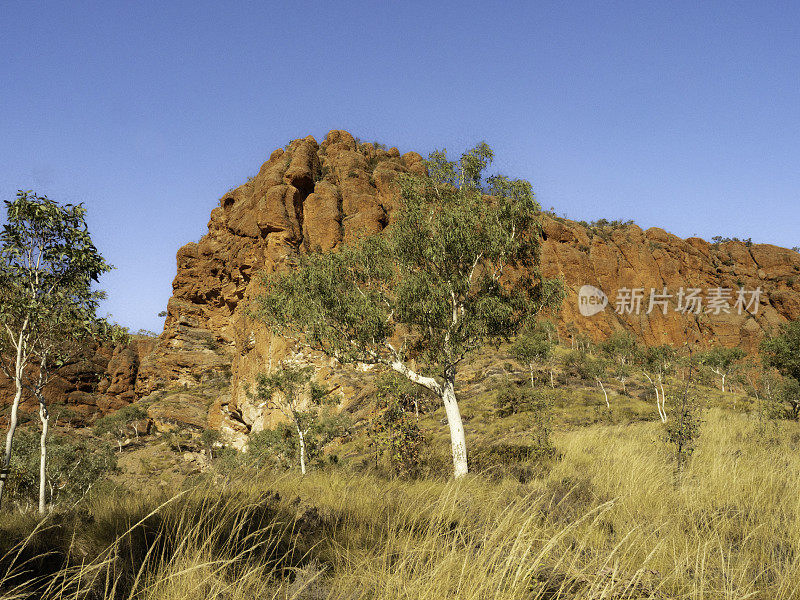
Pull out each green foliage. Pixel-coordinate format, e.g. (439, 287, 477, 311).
(582, 355, 608, 382)
(252, 365, 350, 473)
(576, 218, 635, 241)
(109, 323, 131, 345)
(561, 349, 591, 380)
(0, 191, 112, 347)
(242, 411, 352, 473)
(6, 431, 116, 508)
(698, 346, 746, 390)
(255, 364, 318, 429)
(254, 143, 564, 372)
(762, 320, 800, 386)
(759, 375, 800, 420)
(94, 404, 149, 443)
(509, 320, 556, 380)
(664, 383, 702, 473)
(711, 235, 753, 247)
(637, 345, 677, 378)
(369, 375, 428, 478)
(600, 331, 637, 364)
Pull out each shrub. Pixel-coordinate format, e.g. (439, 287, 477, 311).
(6, 431, 117, 509)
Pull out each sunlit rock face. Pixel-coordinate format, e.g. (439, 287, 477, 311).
(36, 129, 796, 433)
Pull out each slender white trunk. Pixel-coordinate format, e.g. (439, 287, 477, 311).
(0, 324, 28, 510)
(659, 381, 667, 422)
(388, 359, 467, 478)
(721, 373, 726, 393)
(295, 421, 306, 475)
(549, 369, 554, 389)
(529, 363, 535, 388)
(644, 372, 663, 423)
(38, 397, 48, 514)
(442, 374, 467, 478)
(0, 384, 23, 508)
(597, 378, 609, 408)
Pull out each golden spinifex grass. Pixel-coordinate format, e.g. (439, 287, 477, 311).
(1, 408, 799, 599)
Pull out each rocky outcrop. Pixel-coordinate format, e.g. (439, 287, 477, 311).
(540, 220, 800, 351)
(0, 336, 157, 422)
(6, 130, 798, 432)
(132, 129, 800, 439)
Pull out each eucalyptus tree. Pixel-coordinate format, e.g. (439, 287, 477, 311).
(638, 345, 677, 423)
(253, 364, 327, 475)
(510, 320, 557, 388)
(600, 331, 637, 394)
(0, 191, 110, 511)
(255, 144, 564, 478)
(699, 346, 746, 392)
(761, 320, 800, 419)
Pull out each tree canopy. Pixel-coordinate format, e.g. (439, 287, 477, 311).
(254, 143, 563, 477)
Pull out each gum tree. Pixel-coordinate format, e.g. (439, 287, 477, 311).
(699, 346, 746, 393)
(510, 320, 557, 388)
(255, 144, 563, 478)
(761, 320, 800, 419)
(253, 364, 331, 475)
(0, 191, 110, 511)
(639, 345, 676, 423)
(600, 331, 637, 394)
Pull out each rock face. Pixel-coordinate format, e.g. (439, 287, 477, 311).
(132, 129, 800, 438)
(0, 336, 157, 423)
(540, 219, 800, 351)
(4, 130, 799, 432)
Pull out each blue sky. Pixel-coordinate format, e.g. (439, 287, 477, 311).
(2, 1, 798, 332)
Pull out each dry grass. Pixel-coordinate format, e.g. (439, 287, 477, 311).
(1, 408, 799, 599)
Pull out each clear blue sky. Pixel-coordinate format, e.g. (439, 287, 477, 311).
(2, 1, 798, 332)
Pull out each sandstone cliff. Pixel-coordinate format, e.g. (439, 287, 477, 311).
(3, 130, 799, 432)
(133, 130, 800, 438)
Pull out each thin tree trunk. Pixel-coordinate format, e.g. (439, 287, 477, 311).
(295, 421, 307, 476)
(659, 381, 667, 422)
(643, 372, 666, 424)
(442, 371, 467, 478)
(597, 378, 609, 407)
(529, 363, 535, 388)
(0, 383, 23, 509)
(38, 396, 48, 515)
(549, 369, 554, 389)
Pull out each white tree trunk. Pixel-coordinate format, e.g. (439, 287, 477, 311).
(38, 397, 49, 514)
(597, 378, 609, 407)
(529, 363, 535, 388)
(0, 383, 23, 508)
(0, 324, 28, 510)
(442, 375, 468, 478)
(643, 372, 667, 423)
(388, 359, 468, 478)
(295, 421, 307, 476)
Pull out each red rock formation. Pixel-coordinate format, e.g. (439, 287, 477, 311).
(4, 130, 798, 429)
(133, 129, 800, 436)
